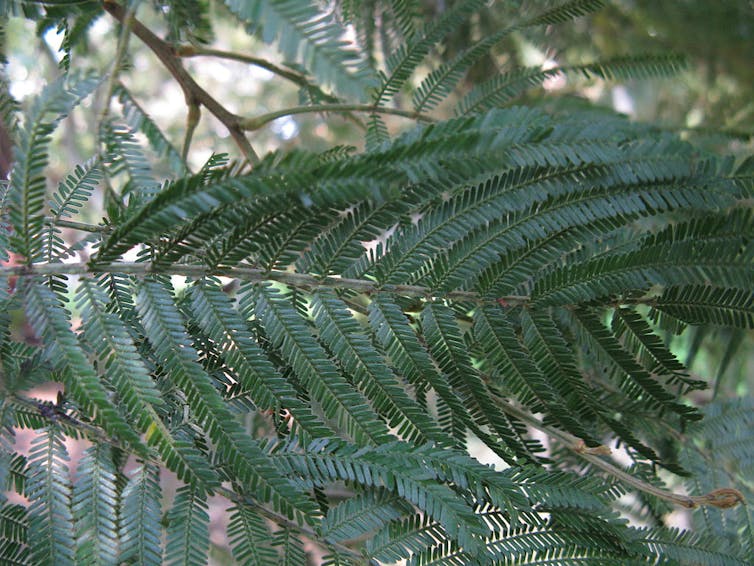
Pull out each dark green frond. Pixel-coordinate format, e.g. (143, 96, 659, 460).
(253, 283, 392, 445)
(421, 302, 541, 461)
(457, 54, 685, 116)
(26, 426, 75, 566)
(72, 444, 119, 566)
(0, 503, 29, 566)
(228, 504, 278, 566)
(651, 286, 754, 329)
(374, 0, 486, 106)
(137, 278, 318, 520)
(368, 293, 499, 454)
(278, 440, 495, 554)
(412, 0, 606, 113)
(311, 289, 443, 445)
(114, 83, 188, 176)
(164, 485, 210, 566)
(7, 73, 99, 262)
(222, 0, 377, 99)
(188, 279, 334, 440)
(571, 308, 700, 423)
(119, 462, 162, 566)
(320, 490, 410, 543)
(23, 282, 143, 447)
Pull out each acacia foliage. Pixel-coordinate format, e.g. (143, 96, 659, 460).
(0, 1, 752, 564)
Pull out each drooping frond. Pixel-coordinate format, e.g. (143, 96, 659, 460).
(456, 54, 686, 116)
(222, 0, 377, 99)
(373, 0, 486, 106)
(114, 83, 189, 176)
(412, 0, 607, 113)
(71, 444, 119, 566)
(421, 302, 541, 461)
(227, 503, 278, 565)
(251, 283, 392, 446)
(164, 485, 210, 566)
(22, 282, 144, 447)
(188, 279, 333, 440)
(25, 426, 75, 566)
(310, 289, 444, 445)
(650, 286, 754, 329)
(119, 462, 163, 566)
(136, 278, 319, 520)
(320, 490, 411, 545)
(2, 2, 752, 563)
(7, 73, 99, 262)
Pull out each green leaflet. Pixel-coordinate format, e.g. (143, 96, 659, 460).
(311, 289, 444, 445)
(22, 282, 143, 449)
(188, 279, 334, 441)
(7, 73, 99, 263)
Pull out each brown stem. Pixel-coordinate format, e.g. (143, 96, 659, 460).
(101, 1, 259, 164)
(497, 399, 744, 509)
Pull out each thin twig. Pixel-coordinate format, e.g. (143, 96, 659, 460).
(177, 45, 339, 102)
(240, 103, 436, 131)
(496, 398, 744, 509)
(44, 217, 110, 233)
(0, 260, 530, 305)
(101, 1, 259, 164)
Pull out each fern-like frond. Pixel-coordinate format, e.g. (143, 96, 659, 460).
(22, 282, 143, 447)
(227, 503, 278, 566)
(373, 0, 485, 106)
(72, 444, 119, 566)
(474, 305, 597, 442)
(571, 308, 700, 423)
(311, 289, 443, 445)
(277, 440, 497, 554)
(114, 83, 188, 176)
(272, 527, 307, 566)
(136, 278, 318, 520)
(252, 283, 391, 445)
(7, 73, 99, 262)
(412, 0, 606, 113)
(651, 286, 754, 329)
(188, 279, 334, 440)
(222, 0, 377, 99)
(635, 527, 750, 566)
(368, 293, 500, 454)
(26, 426, 75, 566)
(532, 217, 754, 307)
(164, 485, 210, 566)
(119, 462, 163, 566)
(0, 503, 29, 565)
(421, 303, 541, 461)
(320, 490, 410, 543)
(100, 120, 161, 204)
(457, 54, 686, 116)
